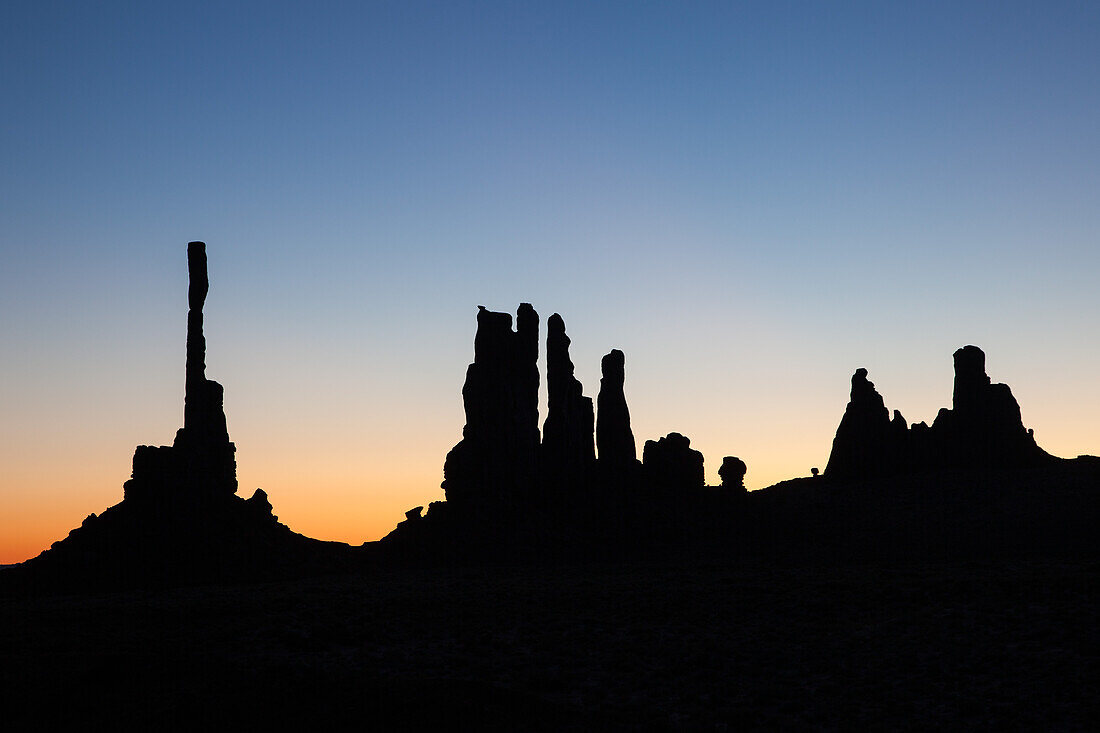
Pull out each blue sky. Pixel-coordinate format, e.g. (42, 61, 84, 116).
(2, 1, 1099, 556)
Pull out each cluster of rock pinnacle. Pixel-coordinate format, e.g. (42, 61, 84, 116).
(404, 299, 1060, 531)
(15, 242, 1073, 588)
(438, 304, 745, 521)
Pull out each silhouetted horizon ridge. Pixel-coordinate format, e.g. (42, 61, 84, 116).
(5, 243, 1099, 592)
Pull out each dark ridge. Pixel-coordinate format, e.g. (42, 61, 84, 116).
(5, 253, 1099, 594)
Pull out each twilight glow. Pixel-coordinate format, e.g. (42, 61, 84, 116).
(2, 1, 1099, 563)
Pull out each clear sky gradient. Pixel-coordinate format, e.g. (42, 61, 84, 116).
(2, 1, 1099, 562)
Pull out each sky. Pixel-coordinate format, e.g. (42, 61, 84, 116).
(2, 1, 1099, 563)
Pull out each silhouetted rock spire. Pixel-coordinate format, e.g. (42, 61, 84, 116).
(824, 368, 901, 480)
(174, 242, 236, 495)
(952, 345, 989, 414)
(643, 433, 704, 489)
(539, 310, 594, 488)
(126, 242, 237, 500)
(541, 314, 595, 484)
(596, 349, 636, 467)
(443, 304, 541, 509)
(184, 241, 210, 430)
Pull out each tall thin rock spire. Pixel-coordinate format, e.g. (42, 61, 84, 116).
(184, 241, 209, 431)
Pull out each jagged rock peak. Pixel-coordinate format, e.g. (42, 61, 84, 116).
(824, 367, 900, 480)
(596, 349, 636, 466)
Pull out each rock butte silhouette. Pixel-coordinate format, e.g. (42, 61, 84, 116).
(825, 350, 1053, 480)
(5, 243, 1100, 591)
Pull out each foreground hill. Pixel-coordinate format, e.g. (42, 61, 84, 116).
(2, 560, 1097, 729)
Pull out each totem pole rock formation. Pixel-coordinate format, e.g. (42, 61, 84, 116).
(642, 432, 705, 489)
(442, 304, 541, 510)
(11, 242, 347, 591)
(719, 456, 747, 491)
(125, 242, 238, 501)
(596, 349, 636, 468)
(541, 313, 595, 484)
(825, 346, 1053, 481)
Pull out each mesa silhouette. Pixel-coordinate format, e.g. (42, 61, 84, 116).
(5, 244, 1099, 591)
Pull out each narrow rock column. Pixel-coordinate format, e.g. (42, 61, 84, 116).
(596, 349, 636, 466)
(515, 303, 541, 461)
(824, 368, 904, 480)
(173, 241, 236, 495)
(542, 313, 595, 482)
(184, 241, 209, 431)
(952, 345, 991, 416)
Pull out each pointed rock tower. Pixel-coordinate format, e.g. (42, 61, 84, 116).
(442, 304, 541, 511)
(541, 313, 595, 486)
(596, 349, 636, 469)
(125, 242, 237, 502)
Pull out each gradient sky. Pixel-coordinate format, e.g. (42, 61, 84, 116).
(2, 1, 1099, 563)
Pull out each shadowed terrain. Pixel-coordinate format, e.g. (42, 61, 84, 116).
(3, 561, 1097, 729)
